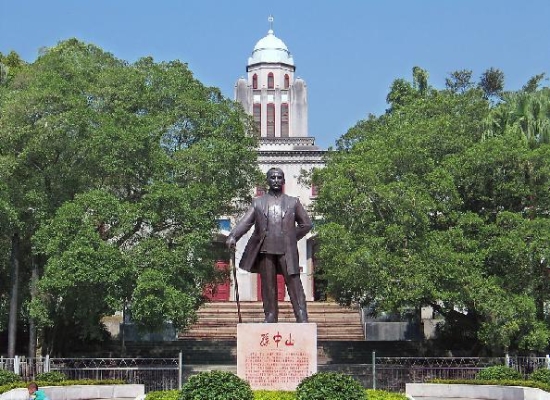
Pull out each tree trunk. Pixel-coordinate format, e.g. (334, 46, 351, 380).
(28, 254, 39, 358)
(7, 233, 20, 358)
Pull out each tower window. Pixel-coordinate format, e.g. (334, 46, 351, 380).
(268, 72, 274, 89)
(252, 74, 258, 89)
(284, 74, 290, 89)
(253, 103, 261, 136)
(267, 103, 275, 137)
(281, 103, 289, 137)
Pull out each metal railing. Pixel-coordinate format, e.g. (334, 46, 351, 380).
(0, 356, 49, 381)
(0, 354, 547, 393)
(1, 355, 181, 393)
(49, 357, 181, 392)
(507, 353, 550, 376)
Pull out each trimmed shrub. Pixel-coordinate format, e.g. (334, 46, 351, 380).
(35, 371, 67, 382)
(180, 370, 253, 400)
(296, 372, 365, 400)
(0, 370, 22, 386)
(476, 365, 522, 381)
(530, 368, 550, 384)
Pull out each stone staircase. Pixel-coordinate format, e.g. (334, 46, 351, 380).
(178, 301, 365, 341)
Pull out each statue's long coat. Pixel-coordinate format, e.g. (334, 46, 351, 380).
(229, 194, 312, 276)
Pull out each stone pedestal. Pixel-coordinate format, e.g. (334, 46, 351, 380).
(237, 323, 317, 391)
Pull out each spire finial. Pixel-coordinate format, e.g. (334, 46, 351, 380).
(268, 15, 274, 32)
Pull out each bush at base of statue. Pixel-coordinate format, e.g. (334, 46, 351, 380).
(296, 372, 366, 400)
(476, 365, 522, 381)
(179, 371, 254, 400)
(0, 370, 22, 386)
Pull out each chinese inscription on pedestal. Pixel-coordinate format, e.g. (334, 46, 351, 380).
(237, 323, 317, 391)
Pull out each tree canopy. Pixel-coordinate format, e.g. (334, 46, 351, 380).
(0, 39, 260, 354)
(313, 67, 550, 353)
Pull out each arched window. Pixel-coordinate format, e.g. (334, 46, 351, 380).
(267, 103, 275, 137)
(284, 74, 290, 89)
(252, 74, 258, 89)
(281, 103, 289, 137)
(268, 72, 274, 89)
(253, 103, 261, 135)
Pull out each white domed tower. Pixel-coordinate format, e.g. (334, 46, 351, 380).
(231, 19, 326, 302)
(235, 25, 307, 139)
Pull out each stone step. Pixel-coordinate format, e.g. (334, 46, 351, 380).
(193, 317, 359, 324)
(194, 302, 360, 314)
(194, 312, 359, 318)
(195, 309, 359, 315)
(180, 328, 364, 336)
(180, 301, 365, 341)
(199, 302, 358, 311)
(189, 323, 357, 329)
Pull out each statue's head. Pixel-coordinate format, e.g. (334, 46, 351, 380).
(266, 167, 285, 192)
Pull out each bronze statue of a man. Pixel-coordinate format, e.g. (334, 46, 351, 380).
(226, 167, 312, 323)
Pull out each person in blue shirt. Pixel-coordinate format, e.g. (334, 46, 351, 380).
(28, 382, 48, 400)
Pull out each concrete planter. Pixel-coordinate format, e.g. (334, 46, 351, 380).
(0, 385, 145, 400)
(406, 383, 550, 400)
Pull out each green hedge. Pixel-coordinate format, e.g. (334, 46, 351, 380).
(530, 368, 550, 384)
(253, 390, 296, 400)
(476, 365, 522, 380)
(147, 389, 296, 400)
(146, 390, 180, 400)
(0, 370, 22, 386)
(147, 388, 407, 400)
(34, 372, 67, 382)
(365, 389, 408, 399)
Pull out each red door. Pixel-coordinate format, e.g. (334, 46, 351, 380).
(257, 274, 286, 301)
(204, 260, 230, 301)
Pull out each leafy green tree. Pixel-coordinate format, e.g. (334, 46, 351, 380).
(386, 67, 432, 112)
(479, 67, 505, 101)
(522, 73, 546, 93)
(0, 182, 18, 333)
(0, 51, 26, 85)
(445, 70, 474, 94)
(484, 87, 550, 146)
(0, 39, 259, 354)
(313, 70, 550, 353)
(0, 51, 25, 343)
(412, 66, 429, 96)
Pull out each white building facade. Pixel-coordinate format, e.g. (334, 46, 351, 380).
(219, 26, 325, 303)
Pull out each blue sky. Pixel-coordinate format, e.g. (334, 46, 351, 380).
(1, 1, 549, 149)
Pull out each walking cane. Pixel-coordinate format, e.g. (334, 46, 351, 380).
(230, 248, 242, 323)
